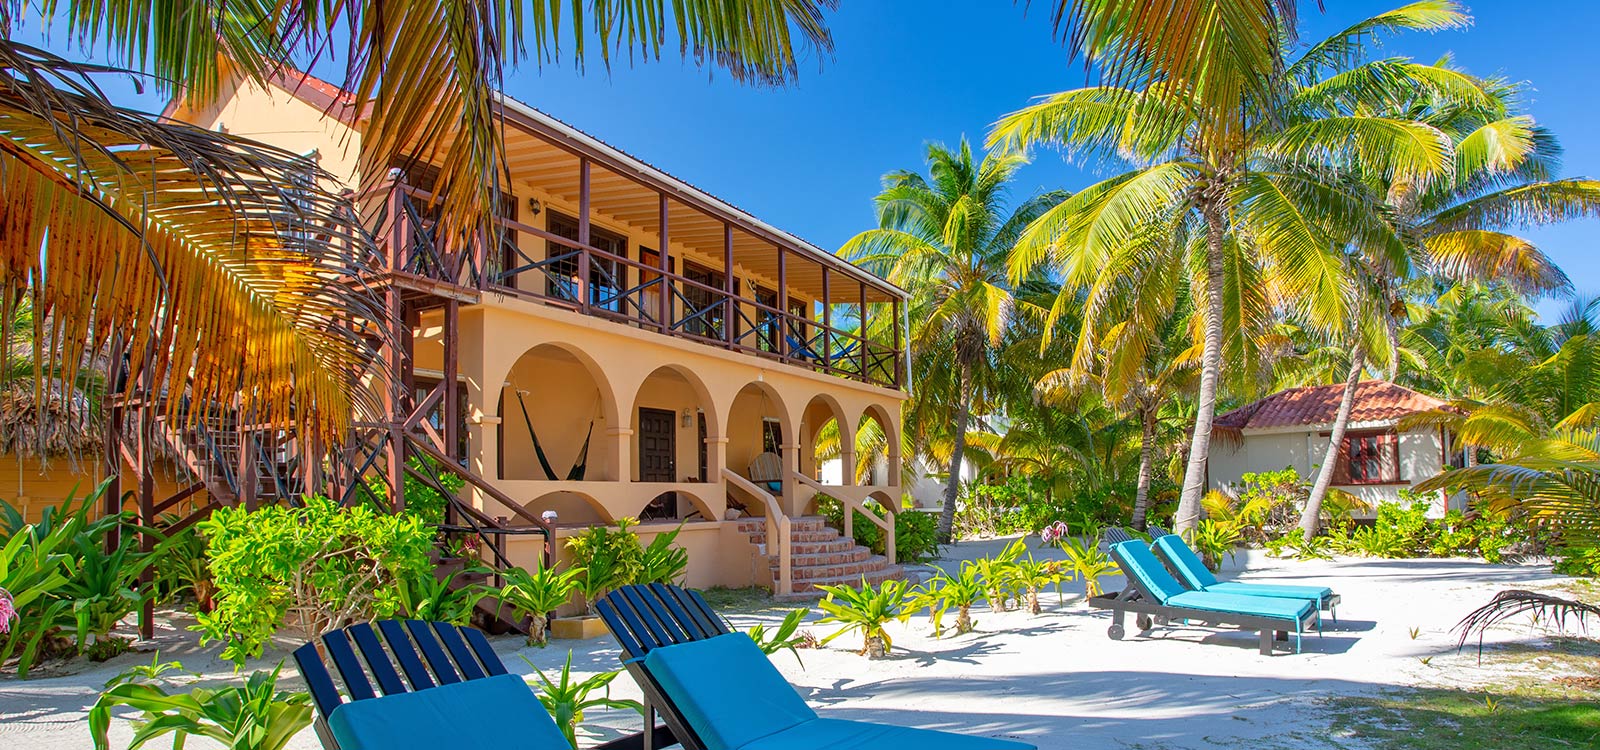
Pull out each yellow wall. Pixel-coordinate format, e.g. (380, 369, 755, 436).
(168, 73, 363, 187)
(0, 454, 201, 525)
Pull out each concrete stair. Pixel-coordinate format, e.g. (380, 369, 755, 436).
(736, 516, 904, 599)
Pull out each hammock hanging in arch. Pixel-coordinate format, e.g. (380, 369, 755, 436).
(514, 389, 593, 481)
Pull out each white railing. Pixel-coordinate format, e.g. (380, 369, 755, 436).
(793, 473, 894, 566)
(723, 469, 792, 595)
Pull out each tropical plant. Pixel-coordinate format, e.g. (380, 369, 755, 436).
(0, 517, 76, 676)
(1, 2, 839, 445)
(1055, 536, 1119, 598)
(565, 520, 645, 613)
(841, 139, 1067, 543)
(526, 652, 644, 750)
(816, 578, 913, 658)
(498, 565, 585, 647)
(907, 577, 951, 637)
(1010, 555, 1064, 615)
(150, 522, 216, 614)
(746, 607, 810, 666)
(195, 498, 434, 665)
(1189, 519, 1244, 572)
(398, 566, 495, 626)
(995, 3, 1472, 537)
(638, 524, 690, 586)
(58, 533, 155, 660)
(89, 659, 313, 750)
(971, 537, 1027, 612)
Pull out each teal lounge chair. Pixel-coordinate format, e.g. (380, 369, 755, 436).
(1151, 533, 1341, 619)
(598, 584, 1034, 750)
(1094, 540, 1319, 654)
(292, 620, 671, 750)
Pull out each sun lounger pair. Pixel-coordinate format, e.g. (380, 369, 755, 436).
(1090, 535, 1337, 655)
(293, 586, 1033, 750)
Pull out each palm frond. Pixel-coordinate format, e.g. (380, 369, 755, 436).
(1455, 589, 1598, 654)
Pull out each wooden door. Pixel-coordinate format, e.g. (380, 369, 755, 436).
(638, 408, 677, 482)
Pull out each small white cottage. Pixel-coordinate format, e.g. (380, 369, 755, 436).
(1208, 380, 1461, 517)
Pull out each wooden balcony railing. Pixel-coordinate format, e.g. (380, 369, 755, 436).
(369, 181, 905, 390)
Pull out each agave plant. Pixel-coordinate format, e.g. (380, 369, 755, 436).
(89, 659, 312, 750)
(526, 652, 643, 750)
(816, 578, 913, 659)
(498, 565, 584, 647)
(1056, 536, 1119, 599)
(746, 607, 810, 666)
(1010, 555, 1064, 615)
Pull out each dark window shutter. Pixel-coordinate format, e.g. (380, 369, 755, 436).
(1331, 436, 1352, 484)
(1380, 431, 1400, 482)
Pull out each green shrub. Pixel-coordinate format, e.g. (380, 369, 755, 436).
(398, 566, 494, 626)
(90, 658, 311, 750)
(1190, 518, 1244, 571)
(499, 564, 584, 646)
(526, 652, 642, 750)
(816, 497, 941, 563)
(816, 578, 912, 658)
(364, 454, 465, 526)
(565, 518, 645, 612)
(196, 497, 433, 665)
(638, 524, 689, 585)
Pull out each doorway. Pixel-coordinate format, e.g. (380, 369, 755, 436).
(639, 407, 677, 519)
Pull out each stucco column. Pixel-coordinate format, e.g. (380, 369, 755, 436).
(839, 447, 857, 486)
(608, 427, 632, 483)
(780, 442, 802, 516)
(459, 308, 491, 513)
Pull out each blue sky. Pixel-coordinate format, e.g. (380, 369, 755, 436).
(23, 2, 1600, 318)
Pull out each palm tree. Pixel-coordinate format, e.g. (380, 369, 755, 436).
(1, 3, 837, 448)
(993, 3, 1464, 536)
(840, 139, 1067, 542)
(1298, 62, 1592, 540)
(1034, 259, 1198, 530)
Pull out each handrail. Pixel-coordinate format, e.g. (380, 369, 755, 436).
(723, 468, 792, 596)
(792, 473, 895, 567)
(406, 436, 553, 535)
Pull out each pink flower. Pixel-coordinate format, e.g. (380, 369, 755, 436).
(0, 588, 16, 636)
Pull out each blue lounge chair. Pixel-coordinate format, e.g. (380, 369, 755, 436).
(597, 584, 1034, 750)
(292, 620, 670, 750)
(1093, 541, 1319, 655)
(1151, 533, 1341, 619)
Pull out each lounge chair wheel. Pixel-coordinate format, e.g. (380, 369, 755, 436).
(1107, 623, 1126, 640)
(1135, 614, 1153, 632)
(1155, 615, 1170, 626)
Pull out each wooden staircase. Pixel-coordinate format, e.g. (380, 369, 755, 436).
(737, 516, 902, 599)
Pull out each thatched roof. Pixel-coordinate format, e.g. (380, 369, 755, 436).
(0, 381, 102, 460)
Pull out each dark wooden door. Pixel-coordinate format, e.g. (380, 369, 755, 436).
(638, 408, 677, 482)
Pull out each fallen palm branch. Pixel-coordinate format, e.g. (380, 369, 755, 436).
(1454, 588, 1599, 655)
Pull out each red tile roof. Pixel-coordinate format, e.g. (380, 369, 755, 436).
(1215, 380, 1450, 430)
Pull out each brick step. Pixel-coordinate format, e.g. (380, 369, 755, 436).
(776, 554, 891, 582)
(775, 565, 906, 599)
(771, 547, 871, 568)
(736, 516, 830, 533)
(745, 529, 841, 544)
(790, 539, 863, 555)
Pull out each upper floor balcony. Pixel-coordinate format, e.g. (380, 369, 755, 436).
(361, 101, 908, 392)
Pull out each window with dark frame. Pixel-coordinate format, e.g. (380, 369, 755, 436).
(547, 213, 627, 310)
(754, 285, 779, 352)
(1334, 430, 1400, 485)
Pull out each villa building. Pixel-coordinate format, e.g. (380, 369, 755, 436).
(154, 68, 910, 597)
(1208, 380, 1462, 517)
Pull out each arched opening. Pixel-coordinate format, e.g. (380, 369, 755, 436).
(799, 394, 849, 484)
(857, 406, 897, 486)
(497, 344, 617, 481)
(727, 382, 790, 496)
(634, 488, 720, 524)
(524, 490, 611, 526)
(630, 365, 717, 520)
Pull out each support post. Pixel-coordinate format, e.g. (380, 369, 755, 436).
(858, 280, 869, 380)
(821, 267, 831, 369)
(444, 300, 461, 463)
(723, 223, 735, 347)
(768, 246, 780, 359)
(658, 193, 671, 330)
(577, 157, 591, 312)
(137, 389, 155, 641)
(892, 297, 902, 389)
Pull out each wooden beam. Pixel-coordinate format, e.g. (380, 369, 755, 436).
(859, 279, 869, 379)
(776, 245, 788, 358)
(443, 300, 461, 463)
(892, 297, 903, 388)
(723, 223, 735, 347)
(578, 157, 591, 312)
(821, 266, 831, 368)
(659, 192, 671, 331)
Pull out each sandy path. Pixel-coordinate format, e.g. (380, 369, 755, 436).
(0, 538, 1582, 750)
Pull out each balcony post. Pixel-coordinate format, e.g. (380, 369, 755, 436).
(821, 267, 831, 370)
(858, 280, 869, 381)
(577, 157, 591, 313)
(723, 223, 735, 348)
(892, 296, 902, 388)
(444, 299, 461, 464)
(775, 245, 788, 358)
(658, 192, 671, 331)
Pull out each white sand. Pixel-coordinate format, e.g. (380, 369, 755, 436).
(1, 536, 1587, 750)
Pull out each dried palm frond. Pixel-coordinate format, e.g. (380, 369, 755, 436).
(0, 41, 381, 446)
(0, 380, 100, 461)
(1455, 589, 1598, 655)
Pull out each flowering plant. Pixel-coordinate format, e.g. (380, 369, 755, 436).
(1039, 521, 1071, 545)
(0, 587, 16, 634)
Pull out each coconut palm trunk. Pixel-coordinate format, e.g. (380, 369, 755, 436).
(938, 362, 973, 543)
(1175, 202, 1229, 537)
(1301, 341, 1366, 540)
(1132, 404, 1158, 531)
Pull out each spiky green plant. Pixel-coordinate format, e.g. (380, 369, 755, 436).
(498, 565, 584, 647)
(816, 578, 912, 659)
(525, 652, 643, 750)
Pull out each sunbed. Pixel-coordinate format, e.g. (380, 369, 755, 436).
(596, 583, 1035, 750)
(292, 619, 669, 750)
(1092, 540, 1318, 655)
(1151, 533, 1340, 619)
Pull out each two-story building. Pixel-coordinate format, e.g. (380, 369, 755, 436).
(161, 67, 909, 597)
